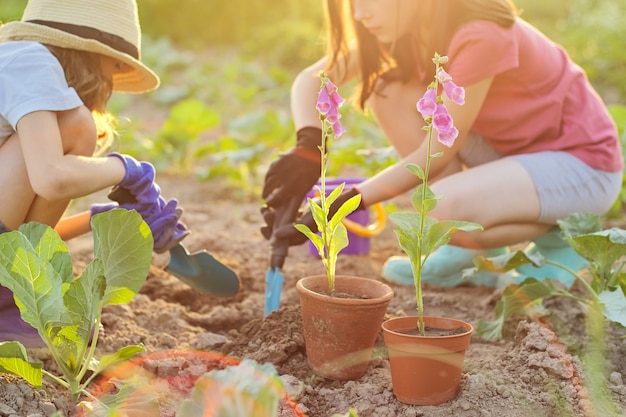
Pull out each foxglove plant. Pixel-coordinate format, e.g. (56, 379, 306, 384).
(389, 53, 482, 335)
(295, 73, 361, 294)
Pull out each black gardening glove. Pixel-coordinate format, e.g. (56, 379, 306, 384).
(273, 187, 365, 247)
(262, 127, 324, 209)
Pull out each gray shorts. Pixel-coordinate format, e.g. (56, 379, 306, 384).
(458, 134, 623, 224)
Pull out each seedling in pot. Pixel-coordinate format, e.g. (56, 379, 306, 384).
(389, 53, 482, 335)
(295, 73, 361, 294)
(0, 209, 152, 405)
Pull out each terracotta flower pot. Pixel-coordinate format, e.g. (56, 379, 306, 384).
(381, 315, 473, 405)
(296, 274, 394, 380)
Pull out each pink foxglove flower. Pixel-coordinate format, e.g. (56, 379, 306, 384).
(416, 88, 437, 118)
(432, 103, 459, 146)
(442, 80, 465, 105)
(317, 77, 344, 138)
(316, 87, 331, 114)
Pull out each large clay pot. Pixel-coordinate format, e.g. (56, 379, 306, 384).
(381, 315, 473, 405)
(296, 275, 394, 380)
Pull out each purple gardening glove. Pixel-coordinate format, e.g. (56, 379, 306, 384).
(100, 182, 190, 253)
(140, 197, 190, 253)
(108, 153, 161, 205)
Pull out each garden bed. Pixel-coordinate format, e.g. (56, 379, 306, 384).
(2, 176, 625, 417)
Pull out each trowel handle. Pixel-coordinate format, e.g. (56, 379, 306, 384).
(269, 197, 302, 268)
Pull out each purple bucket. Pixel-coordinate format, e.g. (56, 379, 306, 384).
(306, 177, 370, 256)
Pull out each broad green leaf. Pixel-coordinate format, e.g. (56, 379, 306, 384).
(92, 345, 145, 375)
(295, 224, 323, 252)
(567, 229, 626, 284)
(54, 259, 107, 371)
(19, 222, 73, 284)
(598, 287, 626, 327)
(411, 184, 438, 213)
(558, 212, 602, 237)
(324, 182, 345, 208)
(330, 194, 361, 230)
(329, 223, 349, 256)
(425, 220, 482, 255)
(91, 210, 153, 305)
(405, 163, 425, 180)
(0, 231, 73, 338)
(472, 249, 545, 273)
(475, 278, 557, 340)
(0, 341, 42, 387)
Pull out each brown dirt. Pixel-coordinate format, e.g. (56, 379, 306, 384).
(1, 176, 626, 417)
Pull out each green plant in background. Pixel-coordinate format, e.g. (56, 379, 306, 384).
(388, 54, 483, 335)
(295, 73, 361, 294)
(469, 212, 626, 415)
(0, 210, 152, 403)
(471, 212, 626, 339)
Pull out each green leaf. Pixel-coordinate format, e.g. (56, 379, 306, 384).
(475, 278, 558, 340)
(92, 345, 145, 375)
(425, 219, 482, 255)
(91, 210, 153, 305)
(598, 287, 626, 327)
(330, 194, 361, 230)
(405, 163, 425, 180)
(19, 223, 73, 284)
(471, 249, 545, 273)
(411, 184, 438, 213)
(0, 341, 42, 387)
(0, 229, 74, 341)
(55, 259, 107, 371)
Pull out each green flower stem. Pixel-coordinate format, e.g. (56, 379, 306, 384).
(319, 116, 335, 293)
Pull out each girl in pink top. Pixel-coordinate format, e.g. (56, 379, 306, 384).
(261, 0, 622, 288)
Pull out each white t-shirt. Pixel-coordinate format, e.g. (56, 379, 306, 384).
(0, 41, 83, 145)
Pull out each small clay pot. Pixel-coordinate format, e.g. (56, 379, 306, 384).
(382, 315, 473, 405)
(297, 275, 394, 380)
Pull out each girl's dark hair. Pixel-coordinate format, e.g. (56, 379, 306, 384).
(45, 45, 115, 153)
(325, 0, 519, 110)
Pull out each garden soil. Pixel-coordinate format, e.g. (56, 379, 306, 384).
(1, 176, 625, 417)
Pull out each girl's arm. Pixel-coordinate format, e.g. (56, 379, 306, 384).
(358, 76, 495, 205)
(16, 109, 126, 201)
(291, 50, 360, 130)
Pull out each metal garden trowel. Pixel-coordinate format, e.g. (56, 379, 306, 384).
(167, 242, 239, 297)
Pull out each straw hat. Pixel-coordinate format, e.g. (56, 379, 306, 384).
(0, 0, 159, 93)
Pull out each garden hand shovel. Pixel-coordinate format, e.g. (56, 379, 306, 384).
(55, 211, 240, 297)
(264, 197, 302, 317)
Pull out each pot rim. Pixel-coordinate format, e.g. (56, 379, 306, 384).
(381, 315, 474, 339)
(296, 274, 394, 305)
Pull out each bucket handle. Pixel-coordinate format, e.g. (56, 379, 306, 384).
(342, 202, 386, 237)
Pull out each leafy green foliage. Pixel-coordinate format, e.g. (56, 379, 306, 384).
(471, 212, 626, 340)
(0, 209, 153, 402)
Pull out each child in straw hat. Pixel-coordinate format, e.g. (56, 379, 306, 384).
(0, 0, 189, 346)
